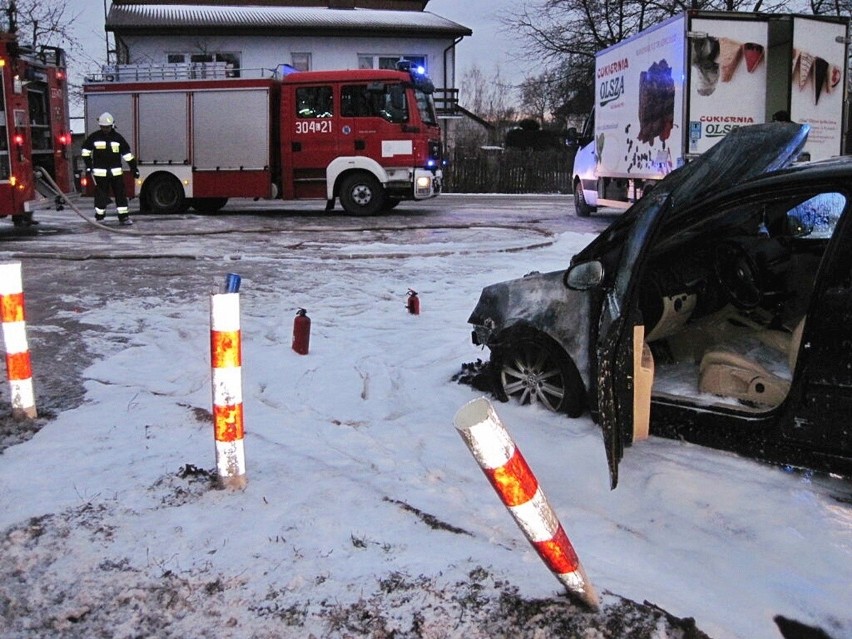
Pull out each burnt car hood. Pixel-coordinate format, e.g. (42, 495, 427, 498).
(574, 122, 810, 264)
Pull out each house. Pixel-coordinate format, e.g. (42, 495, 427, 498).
(103, 0, 472, 139)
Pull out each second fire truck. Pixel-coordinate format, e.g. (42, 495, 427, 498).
(83, 62, 443, 216)
(0, 29, 74, 226)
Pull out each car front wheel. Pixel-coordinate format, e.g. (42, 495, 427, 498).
(492, 336, 585, 417)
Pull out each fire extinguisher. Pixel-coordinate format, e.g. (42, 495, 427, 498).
(292, 308, 311, 355)
(406, 289, 420, 315)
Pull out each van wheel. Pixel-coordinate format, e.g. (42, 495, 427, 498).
(339, 172, 385, 216)
(145, 174, 186, 214)
(491, 335, 585, 417)
(574, 179, 596, 217)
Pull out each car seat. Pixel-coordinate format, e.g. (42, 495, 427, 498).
(697, 317, 805, 407)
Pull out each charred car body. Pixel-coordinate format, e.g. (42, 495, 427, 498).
(468, 123, 852, 488)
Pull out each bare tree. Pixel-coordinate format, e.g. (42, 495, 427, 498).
(1, 0, 82, 51)
(453, 64, 518, 149)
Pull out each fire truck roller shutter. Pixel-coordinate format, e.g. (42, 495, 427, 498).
(192, 89, 270, 170)
(139, 93, 188, 164)
(326, 156, 389, 201)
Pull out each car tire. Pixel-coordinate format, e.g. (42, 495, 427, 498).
(492, 335, 585, 417)
(339, 172, 385, 216)
(574, 179, 596, 218)
(144, 174, 186, 214)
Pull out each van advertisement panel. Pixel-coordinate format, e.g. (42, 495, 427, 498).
(594, 15, 685, 179)
(791, 17, 846, 160)
(688, 18, 768, 155)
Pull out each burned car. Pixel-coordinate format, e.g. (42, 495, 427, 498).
(468, 123, 852, 488)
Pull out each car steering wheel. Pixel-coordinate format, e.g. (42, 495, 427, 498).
(714, 241, 762, 309)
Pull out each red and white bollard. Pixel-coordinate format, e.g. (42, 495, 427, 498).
(210, 288, 246, 490)
(0, 261, 37, 419)
(454, 397, 598, 609)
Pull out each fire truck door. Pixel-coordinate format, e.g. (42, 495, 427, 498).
(286, 84, 337, 199)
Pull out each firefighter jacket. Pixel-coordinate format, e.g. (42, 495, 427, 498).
(81, 129, 138, 178)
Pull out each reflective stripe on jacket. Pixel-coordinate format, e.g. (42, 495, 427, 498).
(81, 129, 136, 175)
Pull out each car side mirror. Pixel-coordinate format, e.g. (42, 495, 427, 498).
(563, 260, 604, 290)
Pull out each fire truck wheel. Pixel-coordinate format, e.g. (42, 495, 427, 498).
(190, 198, 229, 213)
(145, 174, 186, 214)
(339, 172, 385, 216)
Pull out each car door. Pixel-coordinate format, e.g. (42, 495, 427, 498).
(595, 122, 809, 489)
(781, 192, 852, 462)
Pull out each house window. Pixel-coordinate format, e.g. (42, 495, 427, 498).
(291, 53, 311, 72)
(296, 86, 333, 118)
(358, 55, 426, 72)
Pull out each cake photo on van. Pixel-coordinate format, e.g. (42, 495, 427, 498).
(743, 42, 765, 73)
(637, 59, 675, 144)
(691, 36, 721, 96)
(718, 37, 743, 82)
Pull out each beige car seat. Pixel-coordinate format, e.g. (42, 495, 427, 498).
(698, 317, 805, 407)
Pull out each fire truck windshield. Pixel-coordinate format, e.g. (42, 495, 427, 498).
(415, 89, 437, 127)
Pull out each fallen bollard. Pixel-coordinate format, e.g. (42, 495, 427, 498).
(454, 396, 598, 609)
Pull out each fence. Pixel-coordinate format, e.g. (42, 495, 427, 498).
(444, 148, 576, 194)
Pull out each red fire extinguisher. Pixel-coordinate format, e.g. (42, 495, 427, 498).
(406, 289, 420, 315)
(292, 308, 311, 355)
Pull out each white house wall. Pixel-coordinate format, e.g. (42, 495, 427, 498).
(120, 34, 453, 86)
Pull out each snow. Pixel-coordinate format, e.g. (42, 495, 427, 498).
(0, 204, 850, 638)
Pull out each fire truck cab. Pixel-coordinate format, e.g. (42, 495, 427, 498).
(83, 61, 443, 216)
(0, 31, 74, 226)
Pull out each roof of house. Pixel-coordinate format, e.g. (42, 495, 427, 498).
(106, 4, 472, 38)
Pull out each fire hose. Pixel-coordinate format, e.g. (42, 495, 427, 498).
(36, 168, 266, 237)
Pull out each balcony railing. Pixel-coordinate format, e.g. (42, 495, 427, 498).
(434, 87, 459, 117)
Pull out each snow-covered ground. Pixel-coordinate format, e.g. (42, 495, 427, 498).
(0, 202, 849, 638)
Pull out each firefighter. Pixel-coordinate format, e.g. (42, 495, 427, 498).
(81, 112, 140, 225)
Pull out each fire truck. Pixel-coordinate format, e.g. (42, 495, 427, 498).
(82, 62, 443, 216)
(0, 30, 74, 226)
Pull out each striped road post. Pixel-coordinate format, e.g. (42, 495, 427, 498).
(210, 290, 246, 490)
(454, 397, 598, 609)
(0, 261, 37, 419)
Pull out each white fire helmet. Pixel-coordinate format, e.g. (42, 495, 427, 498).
(98, 112, 115, 127)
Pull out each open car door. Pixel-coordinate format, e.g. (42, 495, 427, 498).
(782, 192, 852, 462)
(595, 123, 809, 489)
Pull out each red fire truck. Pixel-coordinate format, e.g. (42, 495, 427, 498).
(82, 62, 443, 216)
(0, 30, 74, 226)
